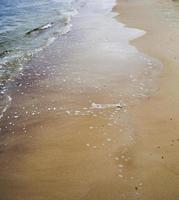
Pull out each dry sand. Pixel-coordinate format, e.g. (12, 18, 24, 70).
(0, 0, 179, 199)
(114, 0, 179, 199)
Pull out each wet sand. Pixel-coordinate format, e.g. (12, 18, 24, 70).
(0, 0, 179, 199)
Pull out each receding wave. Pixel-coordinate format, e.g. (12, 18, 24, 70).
(0, 0, 86, 120)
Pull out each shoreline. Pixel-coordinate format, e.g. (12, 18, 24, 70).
(1, 0, 178, 199)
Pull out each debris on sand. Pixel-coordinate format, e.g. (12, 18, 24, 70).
(135, 186, 138, 191)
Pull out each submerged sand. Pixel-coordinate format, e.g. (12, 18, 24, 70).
(0, 0, 179, 199)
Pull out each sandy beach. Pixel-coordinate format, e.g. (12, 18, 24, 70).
(0, 0, 179, 199)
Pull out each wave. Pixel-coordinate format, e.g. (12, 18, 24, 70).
(25, 23, 54, 36)
(0, 1, 85, 121)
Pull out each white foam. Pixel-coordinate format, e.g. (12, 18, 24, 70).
(41, 23, 53, 30)
(0, 95, 12, 120)
(91, 102, 122, 109)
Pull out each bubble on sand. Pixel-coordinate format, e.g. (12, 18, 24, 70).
(118, 174, 123, 178)
(118, 164, 124, 168)
(66, 111, 70, 115)
(108, 123, 113, 126)
(74, 111, 80, 115)
(139, 182, 143, 186)
(147, 61, 153, 66)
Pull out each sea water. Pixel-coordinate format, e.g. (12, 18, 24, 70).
(0, 0, 85, 118)
(0, 0, 85, 81)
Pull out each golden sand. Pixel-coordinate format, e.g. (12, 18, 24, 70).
(1, 0, 179, 199)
